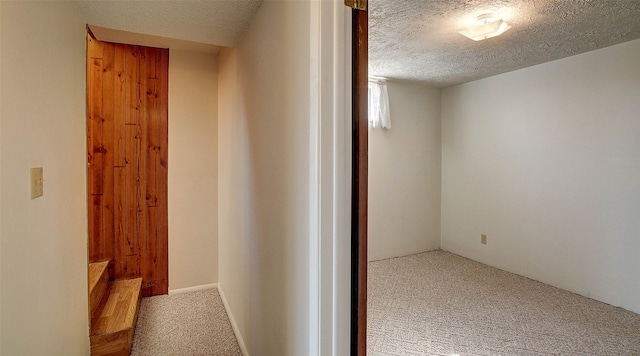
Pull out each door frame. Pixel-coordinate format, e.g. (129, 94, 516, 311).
(350, 7, 368, 356)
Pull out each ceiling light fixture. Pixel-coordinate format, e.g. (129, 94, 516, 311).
(459, 13, 511, 41)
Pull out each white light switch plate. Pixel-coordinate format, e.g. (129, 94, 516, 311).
(30, 167, 43, 199)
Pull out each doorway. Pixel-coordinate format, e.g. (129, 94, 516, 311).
(86, 32, 169, 297)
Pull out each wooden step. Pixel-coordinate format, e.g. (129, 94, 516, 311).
(90, 278, 143, 356)
(88, 261, 110, 318)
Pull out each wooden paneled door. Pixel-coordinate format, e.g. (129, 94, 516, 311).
(87, 32, 169, 297)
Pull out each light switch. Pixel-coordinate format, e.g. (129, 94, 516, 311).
(30, 167, 43, 199)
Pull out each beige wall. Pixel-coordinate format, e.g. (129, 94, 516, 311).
(0, 1, 350, 354)
(217, 1, 316, 354)
(442, 39, 640, 314)
(0, 2, 3, 346)
(0, 2, 89, 354)
(168, 50, 219, 291)
(368, 81, 441, 261)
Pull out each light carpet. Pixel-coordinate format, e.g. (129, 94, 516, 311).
(131, 288, 241, 356)
(368, 250, 640, 355)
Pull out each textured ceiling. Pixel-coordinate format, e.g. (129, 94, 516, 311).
(370, 0, 640, 87)
(73, 0, 263, 48)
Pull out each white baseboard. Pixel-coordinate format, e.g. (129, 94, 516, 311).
(168, 283, 218, 295)
(218, 283, 249, 356)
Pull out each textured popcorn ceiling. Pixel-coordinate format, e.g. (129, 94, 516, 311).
(73, 0, 263, 48)
(370, 0, 640, 87)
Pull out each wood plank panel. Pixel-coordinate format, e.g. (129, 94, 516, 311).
(156, 48, 169, 296)
(146, 47, 159, 80)
(146, 207, 167, 297)
(87, 34, 103, 60)
(113, 167, 126, 279)
(87, 32, 106, 264)
(124, 45, 138, 125)
(158, 49, 169, 212)
(141, 279, 167, 298)
(137, 51, 151, 288)
(142, 48, 168, 295)
(141, 206, 159, 289)
(146, 48, 169, 210)
(144, 76, 159, 283)
(145, 78, 159, 207)
(87, 46, 105, 262)
(113, 45, 127, 167)
(87, 55, 104, 197)
(102, 42, 116, 267)
(88, 195, 103, 262)
(123, 125, 139, 259)
(123, 254, 139, 280)
(88, 36, 169, 296)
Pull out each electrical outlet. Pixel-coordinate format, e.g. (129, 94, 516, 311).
(30, 167, 44, 199)
(481, 234, 487, 245)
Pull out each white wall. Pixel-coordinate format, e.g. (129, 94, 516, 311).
(0, 2, 89, 354)
(168, 50, 218, 291)
(368, 81, 441, 261)
(217, 1, 314, 354)
(441, 39, 640, 313)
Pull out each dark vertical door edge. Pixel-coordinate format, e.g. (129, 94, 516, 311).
(351, 8, 368, 356)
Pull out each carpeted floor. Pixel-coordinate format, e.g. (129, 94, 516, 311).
(368, 250, 640, 355)
(131, 288, 241, 356)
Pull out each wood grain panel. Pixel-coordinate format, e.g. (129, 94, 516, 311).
(123, 124, 138, 258)
(142, 206, 159, 287)
(123, 254, 139, 280)
(124, 45, 138, 126)
(145, 78, 159, 207)
(141, 279, 167, 298)
(87, 55, 104, 196)
(89, 261, 109, 318)
(89, 195, 103, 261)
(158, 49, 169, 213)
(157, 49, 169, 297)
(102, 42, 116, 266)
(145, 47, 158, 80)
(113, 45, 127, 167)
(90, 278, 142, 356)
(114, 167, 126, 279)
(137, 53, 150, 289)
(87, 34, 103, 60)
(88, 33, 109, 267)
(87, 51, 104, 263)
(91, 278, 141, 336)
(87, 34, 168, 296)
